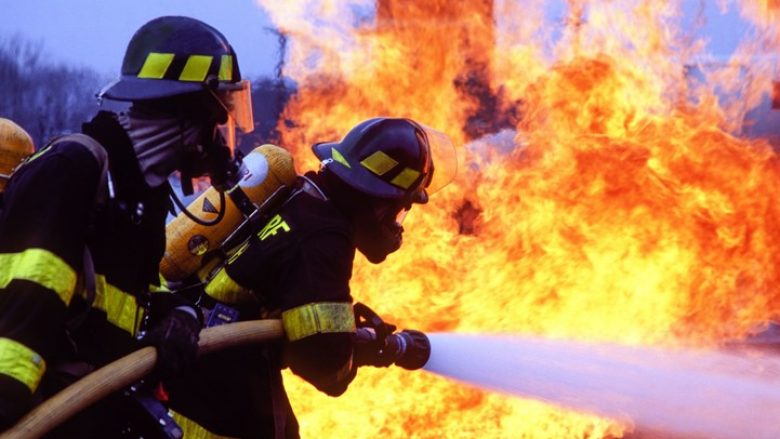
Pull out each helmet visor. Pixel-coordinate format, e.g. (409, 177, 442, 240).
(216, 79, 254, 134)
(415, 123, 458, 196)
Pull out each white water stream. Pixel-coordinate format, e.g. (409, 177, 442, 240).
(424, 333, 780, 438)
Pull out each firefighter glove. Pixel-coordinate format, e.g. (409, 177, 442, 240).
(141, 306, 201, 379)
(352, 328, 431, 370)
(351, 303, 431, 370)
(352, 327, 397, 368)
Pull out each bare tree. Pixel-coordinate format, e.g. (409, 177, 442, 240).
(0, 33, 297, 153)
(0, 35, 107, 147)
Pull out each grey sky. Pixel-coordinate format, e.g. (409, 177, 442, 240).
(0, 0, 281, 77)
(0, 0, 759, 80)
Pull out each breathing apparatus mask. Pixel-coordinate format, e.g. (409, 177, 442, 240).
(177, 78, 254, 196)
(163, 79, 255, 228)
(353, 197, 413, 264)
(353, 122, 457, 264)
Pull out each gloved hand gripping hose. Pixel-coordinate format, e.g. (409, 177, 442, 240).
(137, 293, 205, 380)
(352, 302, 431, 370)
(1, 320, 284, 439)
(140, 307, 201, 380)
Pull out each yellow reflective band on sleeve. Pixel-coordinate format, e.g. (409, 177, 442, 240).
(219, 55, 233, 81)
(282, 302, 356, 342)
(391, 167, 422, 189)
(361, 150, 398, 176)
(179, 55, 213, 82)
(0, 338, 46, 393)
(0, 248, 77, 305)
(204, 268, 254, 305)
(93, 275, 140, 335)
(172, 410, 237, 439)
(137, 53, 175, 79)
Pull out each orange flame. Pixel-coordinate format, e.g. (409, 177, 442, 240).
(254, 1, 780, 437)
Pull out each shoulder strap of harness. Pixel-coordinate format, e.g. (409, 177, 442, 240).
(51, 133, 110, 206)
(191, 181, 299, 295)
(44, 134, 111, 331)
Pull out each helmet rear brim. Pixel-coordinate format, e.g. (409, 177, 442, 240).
(312, 141, 335, 162)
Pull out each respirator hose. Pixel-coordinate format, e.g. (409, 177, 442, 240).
(169, 187, 227, 227)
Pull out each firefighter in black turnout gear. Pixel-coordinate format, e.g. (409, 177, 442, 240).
(163, 118, 456, 438)
(0, 16, 254, 434)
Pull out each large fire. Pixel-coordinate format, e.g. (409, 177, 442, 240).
(254, 0, 780, 437)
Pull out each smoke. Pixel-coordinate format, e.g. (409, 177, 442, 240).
(425, 333, 780, 439)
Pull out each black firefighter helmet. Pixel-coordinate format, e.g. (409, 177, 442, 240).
(101, 16, 242, 101)
(312, 118, 457, 205)
(99, 15, 254, 140)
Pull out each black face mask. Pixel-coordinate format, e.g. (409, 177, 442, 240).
(148, 91, 233, 195)
(354, 200, 409, 264)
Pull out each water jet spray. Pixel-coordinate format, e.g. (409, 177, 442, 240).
(424, 333, 780, 439)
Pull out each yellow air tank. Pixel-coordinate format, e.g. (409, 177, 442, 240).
(0, 118, 35, 192)
(162, 144, 297, 281)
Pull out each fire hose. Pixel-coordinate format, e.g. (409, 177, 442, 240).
(0, 319, 284, 439)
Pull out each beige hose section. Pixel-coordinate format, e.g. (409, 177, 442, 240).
(1, 319, 284, 439)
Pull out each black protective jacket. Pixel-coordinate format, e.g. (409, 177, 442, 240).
(166, 173, 357, 439)
(0, 111, 171, 432)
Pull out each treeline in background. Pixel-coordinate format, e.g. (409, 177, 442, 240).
(0, 34, 295, 152)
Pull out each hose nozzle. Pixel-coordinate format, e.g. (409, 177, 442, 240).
(353, 302, 431, 370)
(387, 329, 431, 370)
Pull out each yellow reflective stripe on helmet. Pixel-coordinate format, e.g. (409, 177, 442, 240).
(361, 150, 398, 176)
(179, 55, 213, 82)
(137, 53, 175, 79)
(205, 268, 254, 305)
(0, 338, 46, 393)
(391, 168, 422, 190)
(282, 302, 356, 342)
(0, 249, 77, 304)
(331, 148, 351, 168)
(219, 55, 234, 81)
(92, 275, 140, 335)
